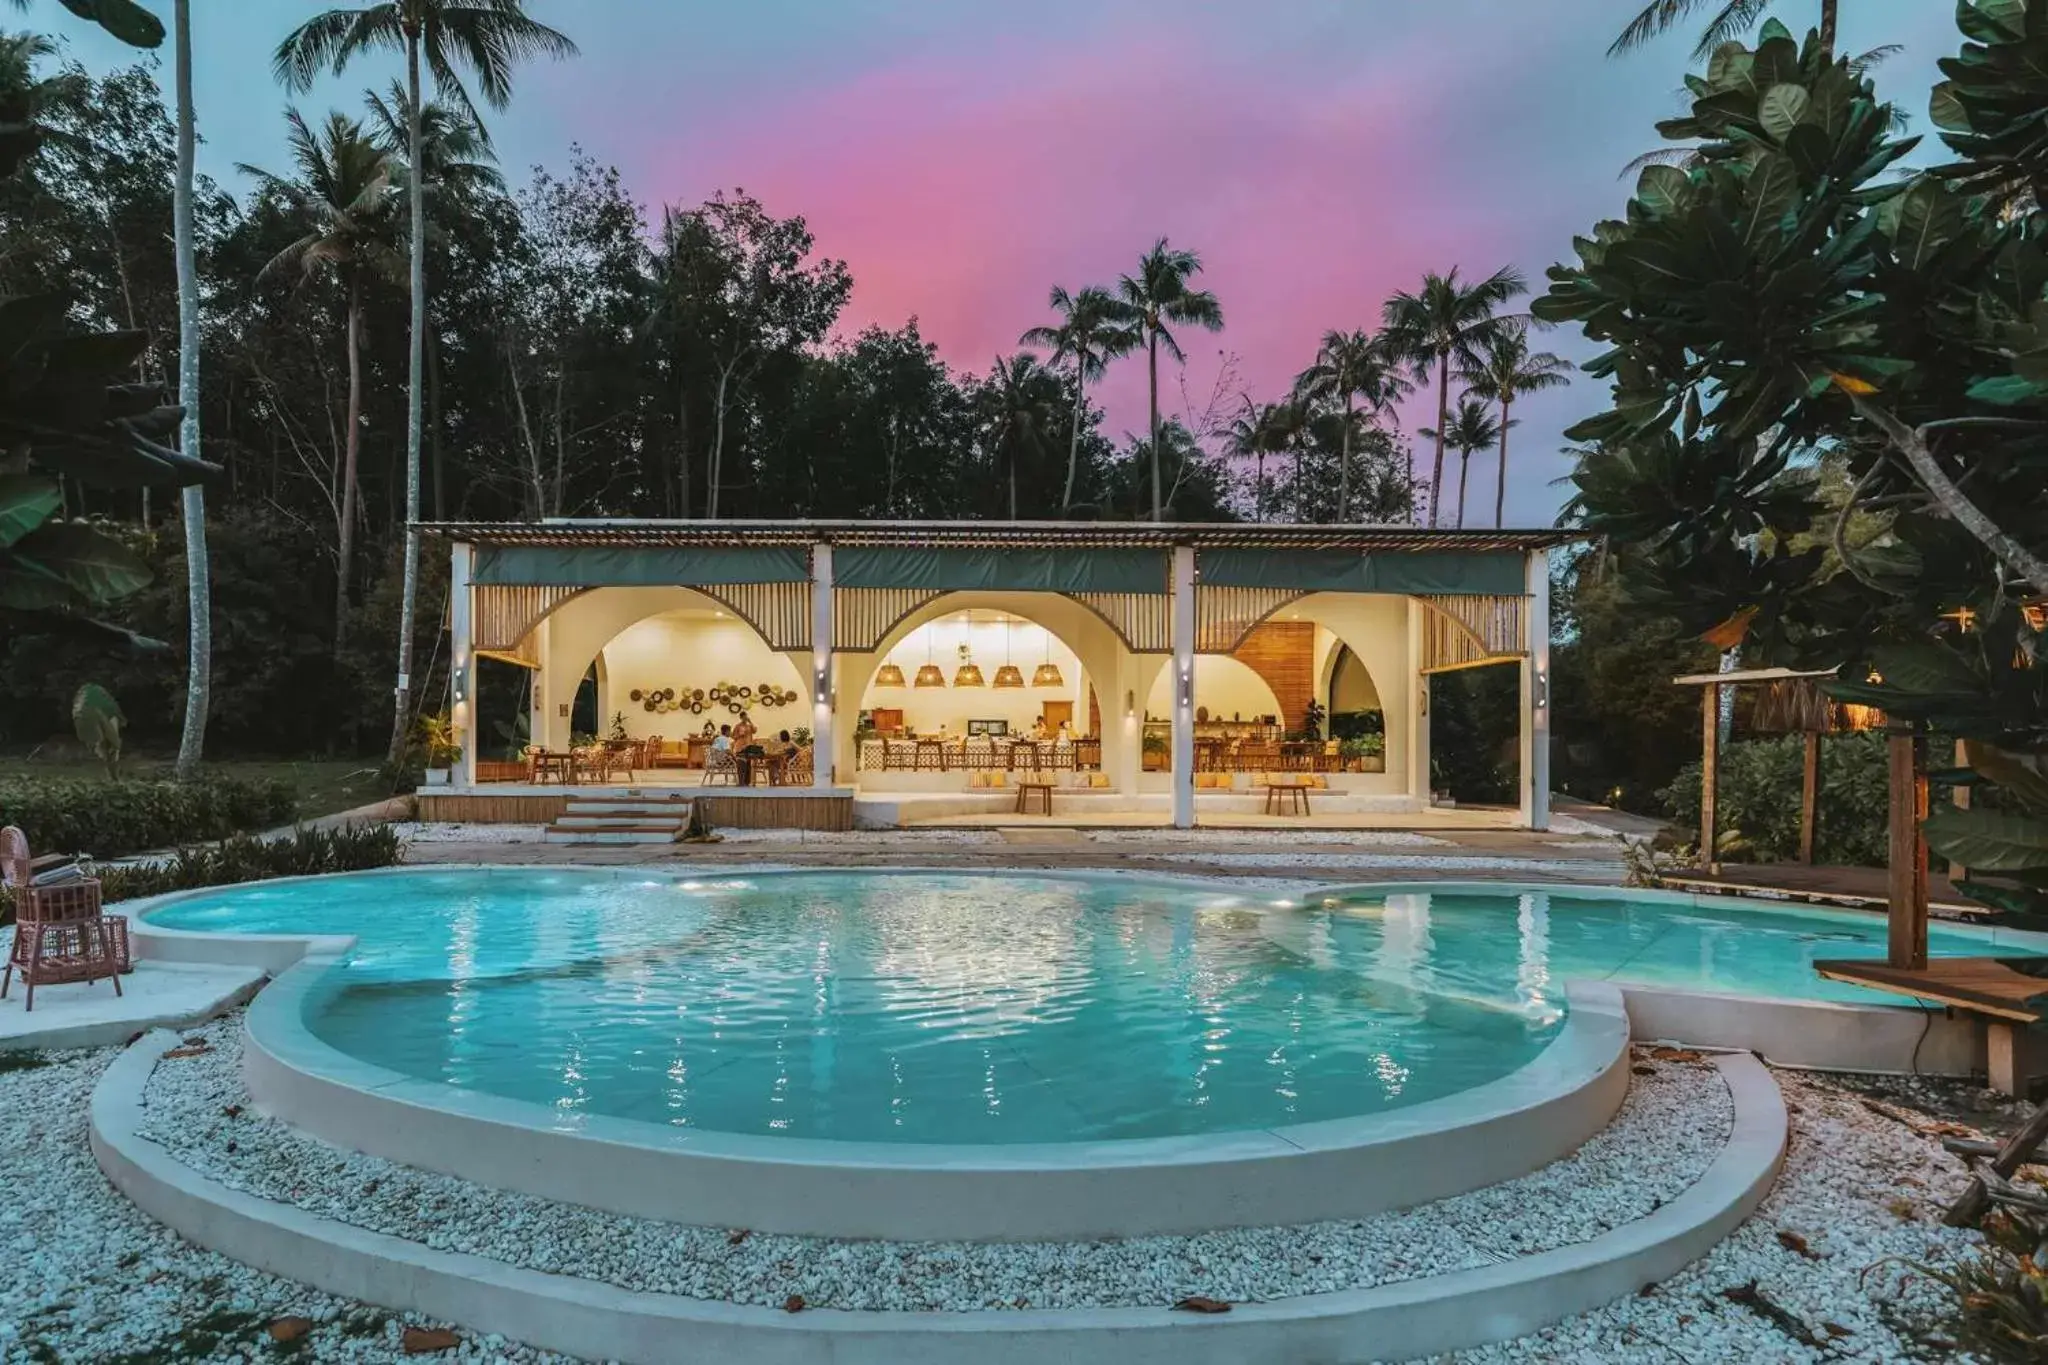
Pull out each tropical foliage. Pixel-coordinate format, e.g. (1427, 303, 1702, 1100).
(1537, 10, 2048, 915)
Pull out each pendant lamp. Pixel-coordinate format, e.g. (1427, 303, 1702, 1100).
(953, 611, 985, 687)
(914, 624, 946, 687)
(875, 663, 906, 688)
(993, 617, 1025, 688)
(1030, 620, 1064, 688)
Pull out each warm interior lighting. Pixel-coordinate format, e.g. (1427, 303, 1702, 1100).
(1031, 662, 1064, 688)
(993, 665, 1025, 688)
(875, 663, 906, 687)
(954, 663, 985, 687)
(914, 664, 947, 688)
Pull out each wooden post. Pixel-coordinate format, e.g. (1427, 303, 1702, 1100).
(1952, 736, 1971, 884)
(1798, 731, 1820, 865)
(1887, 725, 1929, 971)
(1700, 682, 1721, 874)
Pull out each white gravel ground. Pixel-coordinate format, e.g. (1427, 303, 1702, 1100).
(0, 1048, 575, 1364)
(136, 1019, 1727, 1314)
(1086, 830, 1453, 847)
(9, 1028, 1996, 1362)
(392, 821, 549, 844)
(1433, 1068, 1987, 1364)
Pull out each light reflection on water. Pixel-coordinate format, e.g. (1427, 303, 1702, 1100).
(146, 869, 1987, 1144)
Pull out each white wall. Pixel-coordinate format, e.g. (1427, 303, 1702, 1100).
(861, 617, 1085, 737)
(601, 612, 807, 741)
(1142, 655, 1283, 725)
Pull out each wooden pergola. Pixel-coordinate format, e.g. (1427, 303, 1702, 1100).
(1677, 667, 2048, 1096)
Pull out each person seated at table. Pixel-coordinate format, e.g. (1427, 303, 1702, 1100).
(1028, 717, 1049, 742)
(701, 720, 718, 738)
(712, 724, 733, 752)
(775, 729, 798, 756)
(733, 713, 757, 748)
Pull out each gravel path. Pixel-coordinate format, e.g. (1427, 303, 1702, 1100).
(0, 1048, 573, 1364)
(136, 1019, 1727, 1314)
(1434, 1068, 1985, 1363)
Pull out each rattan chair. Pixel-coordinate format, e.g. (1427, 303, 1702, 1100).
(1, 826, 126, 1012)
(703, 747, 739, 787)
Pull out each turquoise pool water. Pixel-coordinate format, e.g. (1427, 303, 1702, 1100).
(144, 869, 2010, 1145)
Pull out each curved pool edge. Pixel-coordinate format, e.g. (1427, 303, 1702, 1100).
(93, 1028, 1788, 1365)
(238, 949, 1630, 1241)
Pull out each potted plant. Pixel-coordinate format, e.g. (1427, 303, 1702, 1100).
(1142, 732, 1169, 771)
(418, 711, 462, 786)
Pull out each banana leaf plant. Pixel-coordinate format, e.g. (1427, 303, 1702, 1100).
(1, 291, 214, 648)
(1536, 10, 2048, 919)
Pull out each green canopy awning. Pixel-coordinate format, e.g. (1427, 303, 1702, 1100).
(1198, 549, 1526, 596)
(835, 546, 1167, 594)
(472, 544, 809, 587)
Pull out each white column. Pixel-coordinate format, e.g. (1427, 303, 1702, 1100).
(1518, 548, 1552, 831)
(1170, 546, 1196, 829)
(1407, 599, 1431, 809)
(811, 543, 835, 789)
(449, 542, 476, 787)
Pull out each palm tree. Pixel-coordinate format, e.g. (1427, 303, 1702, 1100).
(172, 0, 210, 779)
(1114, 238, 1223, 521)
(1610, 0, 1835, 60)
(363, 80, 503, 200)
(239, 110, 399, 655)
(1292, 329, 1410, 523)
(1019, 284, 1137, 514)
(1418, 398, 1503, 530)
(275, 0, 577, 764)
(1381, 266, 1524, 527)
(986, 354, 1057, 519)
(1458, 326, 1572, 528)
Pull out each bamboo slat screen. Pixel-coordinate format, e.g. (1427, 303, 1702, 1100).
(473, 585, 587, 652)
(1195, 585, 1305, 653)
(697, 581, 813, 651)
(833, 586, 942, 652)
(1065, 592, 1173, 653)
(1418, 594, 1527, 673)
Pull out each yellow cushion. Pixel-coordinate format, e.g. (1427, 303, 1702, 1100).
(988, 771, 1006, 787)
(1309, 775, 1329, 789)
(1091, 773, 1111, 788)
(968, 772, 986, 788)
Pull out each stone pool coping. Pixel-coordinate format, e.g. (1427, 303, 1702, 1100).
(131, 866, 1632, 1241)
(92, 1028, 1786, 1364)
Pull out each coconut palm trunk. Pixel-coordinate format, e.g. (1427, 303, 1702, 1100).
(1455, 449, 1471, 529)
(337, 280, 364, 655)
(1494, 396, 1512, 529)
(1338, 391, 1355, 523)
(172, 0, 210, 779)
(1147, 329, 1162, 522)
(1062, 367, 1086, 512)
(1429, 362, 1449, 526)
(386, 27, 428, 764)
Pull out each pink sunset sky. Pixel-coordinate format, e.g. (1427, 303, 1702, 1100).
(72, 0, 1958, 523)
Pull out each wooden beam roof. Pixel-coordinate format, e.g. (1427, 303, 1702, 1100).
(420, 518, 1579, 554)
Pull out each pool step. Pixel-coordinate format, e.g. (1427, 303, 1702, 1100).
(545, 799, 693, 844)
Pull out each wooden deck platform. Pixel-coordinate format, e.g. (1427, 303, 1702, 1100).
(1667, 862, 1985, 921)
(1813, 957, 2048, 1023)
(1814, 956, 2048, 1094)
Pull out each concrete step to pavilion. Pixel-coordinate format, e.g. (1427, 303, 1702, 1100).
(545, 799, 693, 844)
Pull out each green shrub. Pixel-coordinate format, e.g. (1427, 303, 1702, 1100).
(1659, 732, 1891, 865)
(0, 775, 297, 858)
(1, 823, 400, 926)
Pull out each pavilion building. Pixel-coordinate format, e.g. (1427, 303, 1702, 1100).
(424, 520, 1569, 831)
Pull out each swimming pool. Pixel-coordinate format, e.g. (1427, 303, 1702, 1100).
(143, 867, 2014, 1146)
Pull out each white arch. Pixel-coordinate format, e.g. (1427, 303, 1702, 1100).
(834, 591, 1166, 791)
(535, 586, 809, 750)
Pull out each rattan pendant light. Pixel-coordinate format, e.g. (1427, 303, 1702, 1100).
(953, 612, 985, 687)
(875, 662, 906, 687)
(992, 616, 1025, 689)
(913, 624, 946, 688)
(1030, 621, 1064, 689)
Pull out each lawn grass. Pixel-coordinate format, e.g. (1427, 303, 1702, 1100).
(0, 756, 392, 822)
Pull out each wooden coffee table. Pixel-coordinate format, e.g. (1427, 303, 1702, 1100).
(1015, 780, 1055, 816)
(1262, 782, 1310, 816)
